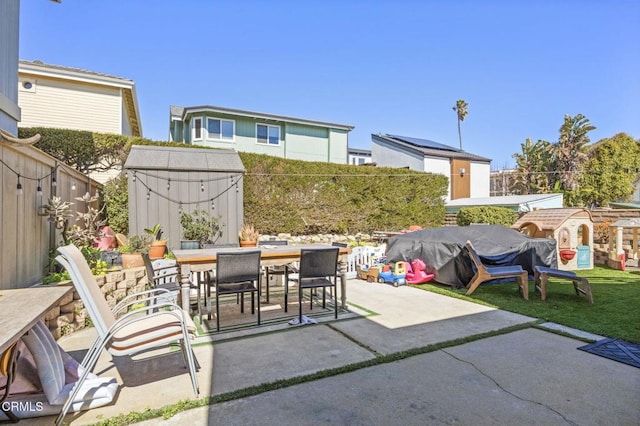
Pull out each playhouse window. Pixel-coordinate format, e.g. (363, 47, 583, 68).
(577, 224, 589, 246)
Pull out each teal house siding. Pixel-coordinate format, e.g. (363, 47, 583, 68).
(169, 104, 353, 164)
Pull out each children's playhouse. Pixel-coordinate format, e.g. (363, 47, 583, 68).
(511, 208, 594, 271)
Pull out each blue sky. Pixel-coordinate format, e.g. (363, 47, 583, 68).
(19, 0, 640, 169)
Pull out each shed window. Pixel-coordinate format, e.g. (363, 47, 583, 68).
(257, 124, 280, 145)
(207, 118, 234, 141)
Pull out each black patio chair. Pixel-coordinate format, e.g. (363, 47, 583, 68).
(294, 247, 339, 324)
(142, 253, 209, 322)
(214, 250, 262, 331)
(258, 240, 295, 304)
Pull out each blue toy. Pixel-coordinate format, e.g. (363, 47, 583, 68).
(377, 262, 407, 287)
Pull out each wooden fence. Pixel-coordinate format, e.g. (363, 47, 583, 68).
(0, 142, 100, 289)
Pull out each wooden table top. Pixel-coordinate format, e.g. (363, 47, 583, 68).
(0, 285, 72, 353)
(172, 243, 350, 264)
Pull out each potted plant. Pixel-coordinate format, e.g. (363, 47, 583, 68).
(116, 234, 150, 268)
(238, 224, 259, 247)
(144, 223, 167, 259)
(179, 208, 222, 249)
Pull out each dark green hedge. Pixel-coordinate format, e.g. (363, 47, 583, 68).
(20, 127, 95, 172)
(456, 206, 518, 227)
(239, 152, 447, 234)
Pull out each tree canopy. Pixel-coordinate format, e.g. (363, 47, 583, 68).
(509, 115, 640, 206)
(578, 133, 640, 206)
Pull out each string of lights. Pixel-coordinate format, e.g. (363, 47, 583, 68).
(133, 173, 242, 209)
(0, 158, 59, 196)
(131, 169, 241, 183)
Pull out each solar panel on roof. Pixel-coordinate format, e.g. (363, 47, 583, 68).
(387, 134, 460, 152)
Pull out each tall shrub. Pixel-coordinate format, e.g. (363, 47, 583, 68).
(103, 174, 128, 234)
(240, 152, 448, 234)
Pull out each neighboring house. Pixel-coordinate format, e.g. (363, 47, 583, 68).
(0, 0, 21, 136)
(169, 105, 354, 164)
(371, 133, 491, 200)
(348, 147, 373, 165)
(18, 59, 142, 183)
(18, 59, 142, 137)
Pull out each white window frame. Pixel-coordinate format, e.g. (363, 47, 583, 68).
(192, 117, 203, 141)
(256, 123, 281, 146)
(206, 117, 235, 141)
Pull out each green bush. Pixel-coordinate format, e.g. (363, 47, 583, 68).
(456, 206, 518, 227)
(240, 152, 448, 234)
(103, 174, 129, 234)
(20, 127, 95, 172)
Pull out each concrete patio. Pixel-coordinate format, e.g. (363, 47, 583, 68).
(32, 279, 640, 425)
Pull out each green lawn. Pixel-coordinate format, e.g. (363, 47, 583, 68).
(415, 265, 640, 343)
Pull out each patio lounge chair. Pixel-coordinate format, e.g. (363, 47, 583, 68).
(0, 321, 118, 421)
(464, 240, 529, 299)
(55, 244, 199, 426)
(534, 265, 593, 304)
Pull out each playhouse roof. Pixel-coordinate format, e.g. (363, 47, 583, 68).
(511, 208, 593, 232)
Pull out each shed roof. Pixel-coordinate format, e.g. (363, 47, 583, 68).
(124, 145, 245, 173)
(511, 208, 593, 232)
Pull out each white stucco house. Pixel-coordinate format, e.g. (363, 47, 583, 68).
(371, 133, 491, 200)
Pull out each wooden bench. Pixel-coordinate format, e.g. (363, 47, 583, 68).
(464, 241, 529, 300)
(533, 266, 593, 305)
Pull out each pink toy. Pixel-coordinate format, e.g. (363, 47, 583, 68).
(405, 258, 435, 285)
(96, 226, 116, 250)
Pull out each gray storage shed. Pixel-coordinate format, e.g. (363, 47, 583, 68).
(123, 145, 245, 250)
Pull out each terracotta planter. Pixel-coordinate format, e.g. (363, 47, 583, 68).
(240, 240, 257, 247)
(121, 253, 144, 269)
(149, 240, 167, 259)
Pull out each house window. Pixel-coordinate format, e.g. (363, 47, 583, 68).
(256, 124, 280, 145)
(192, 117, 203, 140)
(207, 118, 234, 141)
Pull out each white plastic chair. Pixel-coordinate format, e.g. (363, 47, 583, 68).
(54, 244, 199, 425)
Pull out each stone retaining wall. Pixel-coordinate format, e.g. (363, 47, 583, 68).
(44, 266, 149, 340)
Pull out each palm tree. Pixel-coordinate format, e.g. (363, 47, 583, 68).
(511, 138, 553, 194)
(553, 114, 595, 192)
(452, 99, 468, 150)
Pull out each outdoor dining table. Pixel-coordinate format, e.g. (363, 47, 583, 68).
(172, 244, 351, 313)
(0, 285, 72, 354)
